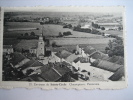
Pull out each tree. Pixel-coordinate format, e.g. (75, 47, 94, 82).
(30, 32, 35, 36)
(106, 37, 124, 57)
(21, 34, 23, 36)
(24, 33, 29, 36)
(101, 27, 105, 30)
(58, 32, 63, 37)
(52, 41, 57, 47)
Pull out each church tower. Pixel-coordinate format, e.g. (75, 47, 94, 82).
(37, 34, 45, 58)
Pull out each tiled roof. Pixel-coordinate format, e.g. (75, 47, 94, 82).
(11, 52, 27, 66)
(40, 68, 61, 81)
(96, 60, 123, 72)
(40, 62, 71, 81)
(55, 50, 72, 59)
(66, 54, 78, 63)
(20, 60, 44, 70)
(84, 46, 96, 54)
(109, 67, 124, 81)
(89, 51, 109, 60)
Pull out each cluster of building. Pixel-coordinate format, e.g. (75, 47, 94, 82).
(3, 33, 124, 82)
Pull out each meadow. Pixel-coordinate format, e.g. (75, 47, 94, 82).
(4, 22, 102, 38)
(4, 22, 113, 52)
(50, 38, 113, 45)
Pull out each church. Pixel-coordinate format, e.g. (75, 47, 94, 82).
(29, 34, 45, 59)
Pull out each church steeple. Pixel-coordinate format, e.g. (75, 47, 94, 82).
(39, 33, 43, 42)
(37, 33, 45, 58)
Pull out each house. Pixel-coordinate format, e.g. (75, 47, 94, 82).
(55, 50, 72, 62)
(92, 59, 123, 72)
(83, 46, 97, 56)
(3, 45, 14, 54)
(19, 60, 44, 75)
(89, 50, 109, 60)
(39, 62, 72, 82)
(10, 52, 30, 68)
(55, 50, 72, 59)
(71, 57, 114, 81)
(66, 54, 78, 63)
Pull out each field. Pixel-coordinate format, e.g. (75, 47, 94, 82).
(4, 22, 114, 52)
(99, 29, 123, 37)
(51, 44, 108, 53)
(50, 38, 113, 45)
(14, 40, 38, 51)
(4, 22, 102, 38)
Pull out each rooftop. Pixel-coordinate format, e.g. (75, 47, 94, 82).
(109, 67, 124, 81)
(96, 60, 123, 72)
(3, 45, 13, 49)
(20, 60, 44, 70)
(66, 54, 78, 63)
(11, 52, 27, 66)
(55, 50, 72, 59)
(40, 62, 71, 81)
(84, 46, 96, 54)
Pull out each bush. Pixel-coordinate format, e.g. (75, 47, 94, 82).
(101, 27, 105, 30)
(63, 31, 72, 36)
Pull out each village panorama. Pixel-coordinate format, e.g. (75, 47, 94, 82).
(3, 11, 125, 82)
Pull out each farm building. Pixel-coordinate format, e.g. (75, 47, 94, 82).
(10, 52, 30, 68)
(93, 59, 123, 72)
(18, 60, 44, 75)
(39, 62, 72, 82)
(66, 54, 79, 63)
(89, 50, 109, 60)
(55, 50, 72, 60)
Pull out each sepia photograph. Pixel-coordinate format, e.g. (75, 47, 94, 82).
(0, 7, 126, 89)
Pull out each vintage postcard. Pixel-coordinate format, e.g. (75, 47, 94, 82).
(0, 6, 127, 89)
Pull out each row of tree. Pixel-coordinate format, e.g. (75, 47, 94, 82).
(73, 25, 104, 35)
(17, 32, 39, 39)
(92, 22, 105, 30)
